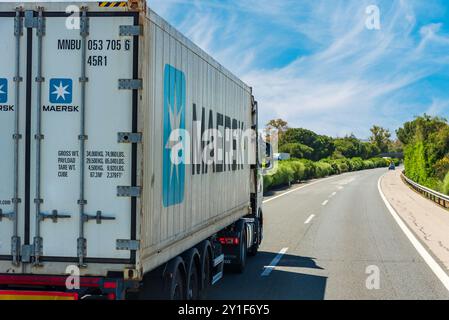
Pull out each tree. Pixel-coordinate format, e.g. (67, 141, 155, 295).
(390, 139, 403, 153)
(282, 128, 335, 161)
(360, 142, 380, 159)
(333, 135, 362, 159)
(266, 119, 289, 142)
(397, 114, 447, 144)
(369, 125, 391, 153)
(279, 143, 314, 159)
(398, 115, 449, 191)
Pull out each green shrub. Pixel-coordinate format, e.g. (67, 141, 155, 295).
(263, 175, 273, 192)
(263, 156, 391, 192)
(442, 172, 449, 195)
(350, 157, 364, 171)
(288, 160, 307, 182)
(314, 162, 333, 178)
(269, 162, 295, 188)
(279, 143, 314, 159)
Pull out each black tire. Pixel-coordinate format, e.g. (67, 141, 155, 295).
(230, 227, 247, 273)
(183, 249, 201, 300)
(171, 268, 185, 300)
(139, 258, 186, 300)
(187, 261, 200, 300)
(164, 257, 187, 300)
(197, 241, 212, 299)
(248, 217, 262, 257)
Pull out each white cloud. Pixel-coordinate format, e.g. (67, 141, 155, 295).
(149, 0, 449, 138)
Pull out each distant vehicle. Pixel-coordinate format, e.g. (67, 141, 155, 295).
(389, 163, 396, 170)
(274, 153, 291, 161)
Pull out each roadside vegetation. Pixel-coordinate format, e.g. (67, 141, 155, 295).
(264, 119, 401, 192)
(397, 115, 449, 195)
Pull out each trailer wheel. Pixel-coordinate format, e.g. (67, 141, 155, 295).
(163, 257, 187, 300)
(202, 247, 212, 297)
(249, 213, 263, 257)
(197, 241, 212, 299)
(172, 269, 185, 300)
(188, 260, 200, 300)
(183, 249, 201, 300)
(230, 227, 247, 273)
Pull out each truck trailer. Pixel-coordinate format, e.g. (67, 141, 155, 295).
(0, 0, 265, 300)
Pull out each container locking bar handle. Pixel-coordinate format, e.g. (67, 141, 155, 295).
(11, 8, 23, 266)
(77, 8, 89, 268)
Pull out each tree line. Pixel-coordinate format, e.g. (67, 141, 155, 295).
(266, 119, 402, 161)
(396, 114, 449, 194)
(263, 119, 400, 191)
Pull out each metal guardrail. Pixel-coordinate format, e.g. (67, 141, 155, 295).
(401, 172, 449, 210)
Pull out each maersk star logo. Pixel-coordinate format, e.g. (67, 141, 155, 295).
(49, 78, 72, 104)
(0, 78, 7, 104)
(165, 89, 183, 184)
(163, 65, 186, 207)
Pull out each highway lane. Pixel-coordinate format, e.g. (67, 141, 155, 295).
(207, 168, 449, 300)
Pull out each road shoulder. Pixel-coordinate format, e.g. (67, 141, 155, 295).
(380, 169, 449, 271)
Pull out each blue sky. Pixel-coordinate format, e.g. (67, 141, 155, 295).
(148, 0, 449, 139)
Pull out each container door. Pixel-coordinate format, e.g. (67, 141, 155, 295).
(28, 11, 138, 264)
(0, 12, 27, 265)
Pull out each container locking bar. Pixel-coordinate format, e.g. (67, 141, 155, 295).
(12, 8, 23, 266)
(83, 211, 115, 224)
(32, 8, 45, 266)
(39, 210, 71, 223)
(77, 8, 89, 268)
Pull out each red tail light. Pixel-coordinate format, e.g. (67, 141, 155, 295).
(103, 281, 117, 289)
(219, 237, 239, 245)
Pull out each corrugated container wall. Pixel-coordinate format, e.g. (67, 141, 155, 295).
(138, 9, 253, 273)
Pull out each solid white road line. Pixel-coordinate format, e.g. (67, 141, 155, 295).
(263, 174, 346, 204)
(261, 248, 289, 277)
(322, 200, 329, 206)
(304, 214, 315, 224)
(377, 175, 449, 292)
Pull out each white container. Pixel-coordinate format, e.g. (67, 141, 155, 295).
(0, 1, 255, 279)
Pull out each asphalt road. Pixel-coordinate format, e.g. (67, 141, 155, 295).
(207, 168, 449, 300)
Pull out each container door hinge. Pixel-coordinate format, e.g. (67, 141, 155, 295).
(118, 79, 142, 90)
(117, 186, 141, 198)
(11, 236, 21, 260)
(14, 11, 23, 36)
(24, 10, 45, 35)
(119, 25, 142, 36)
(116, 240, 140, 251)
(118, 132, 142, 144)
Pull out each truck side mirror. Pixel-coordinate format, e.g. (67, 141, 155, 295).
(264, 142, 274, 172)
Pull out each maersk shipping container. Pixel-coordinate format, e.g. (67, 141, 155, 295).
(0, 1, 263, 299)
